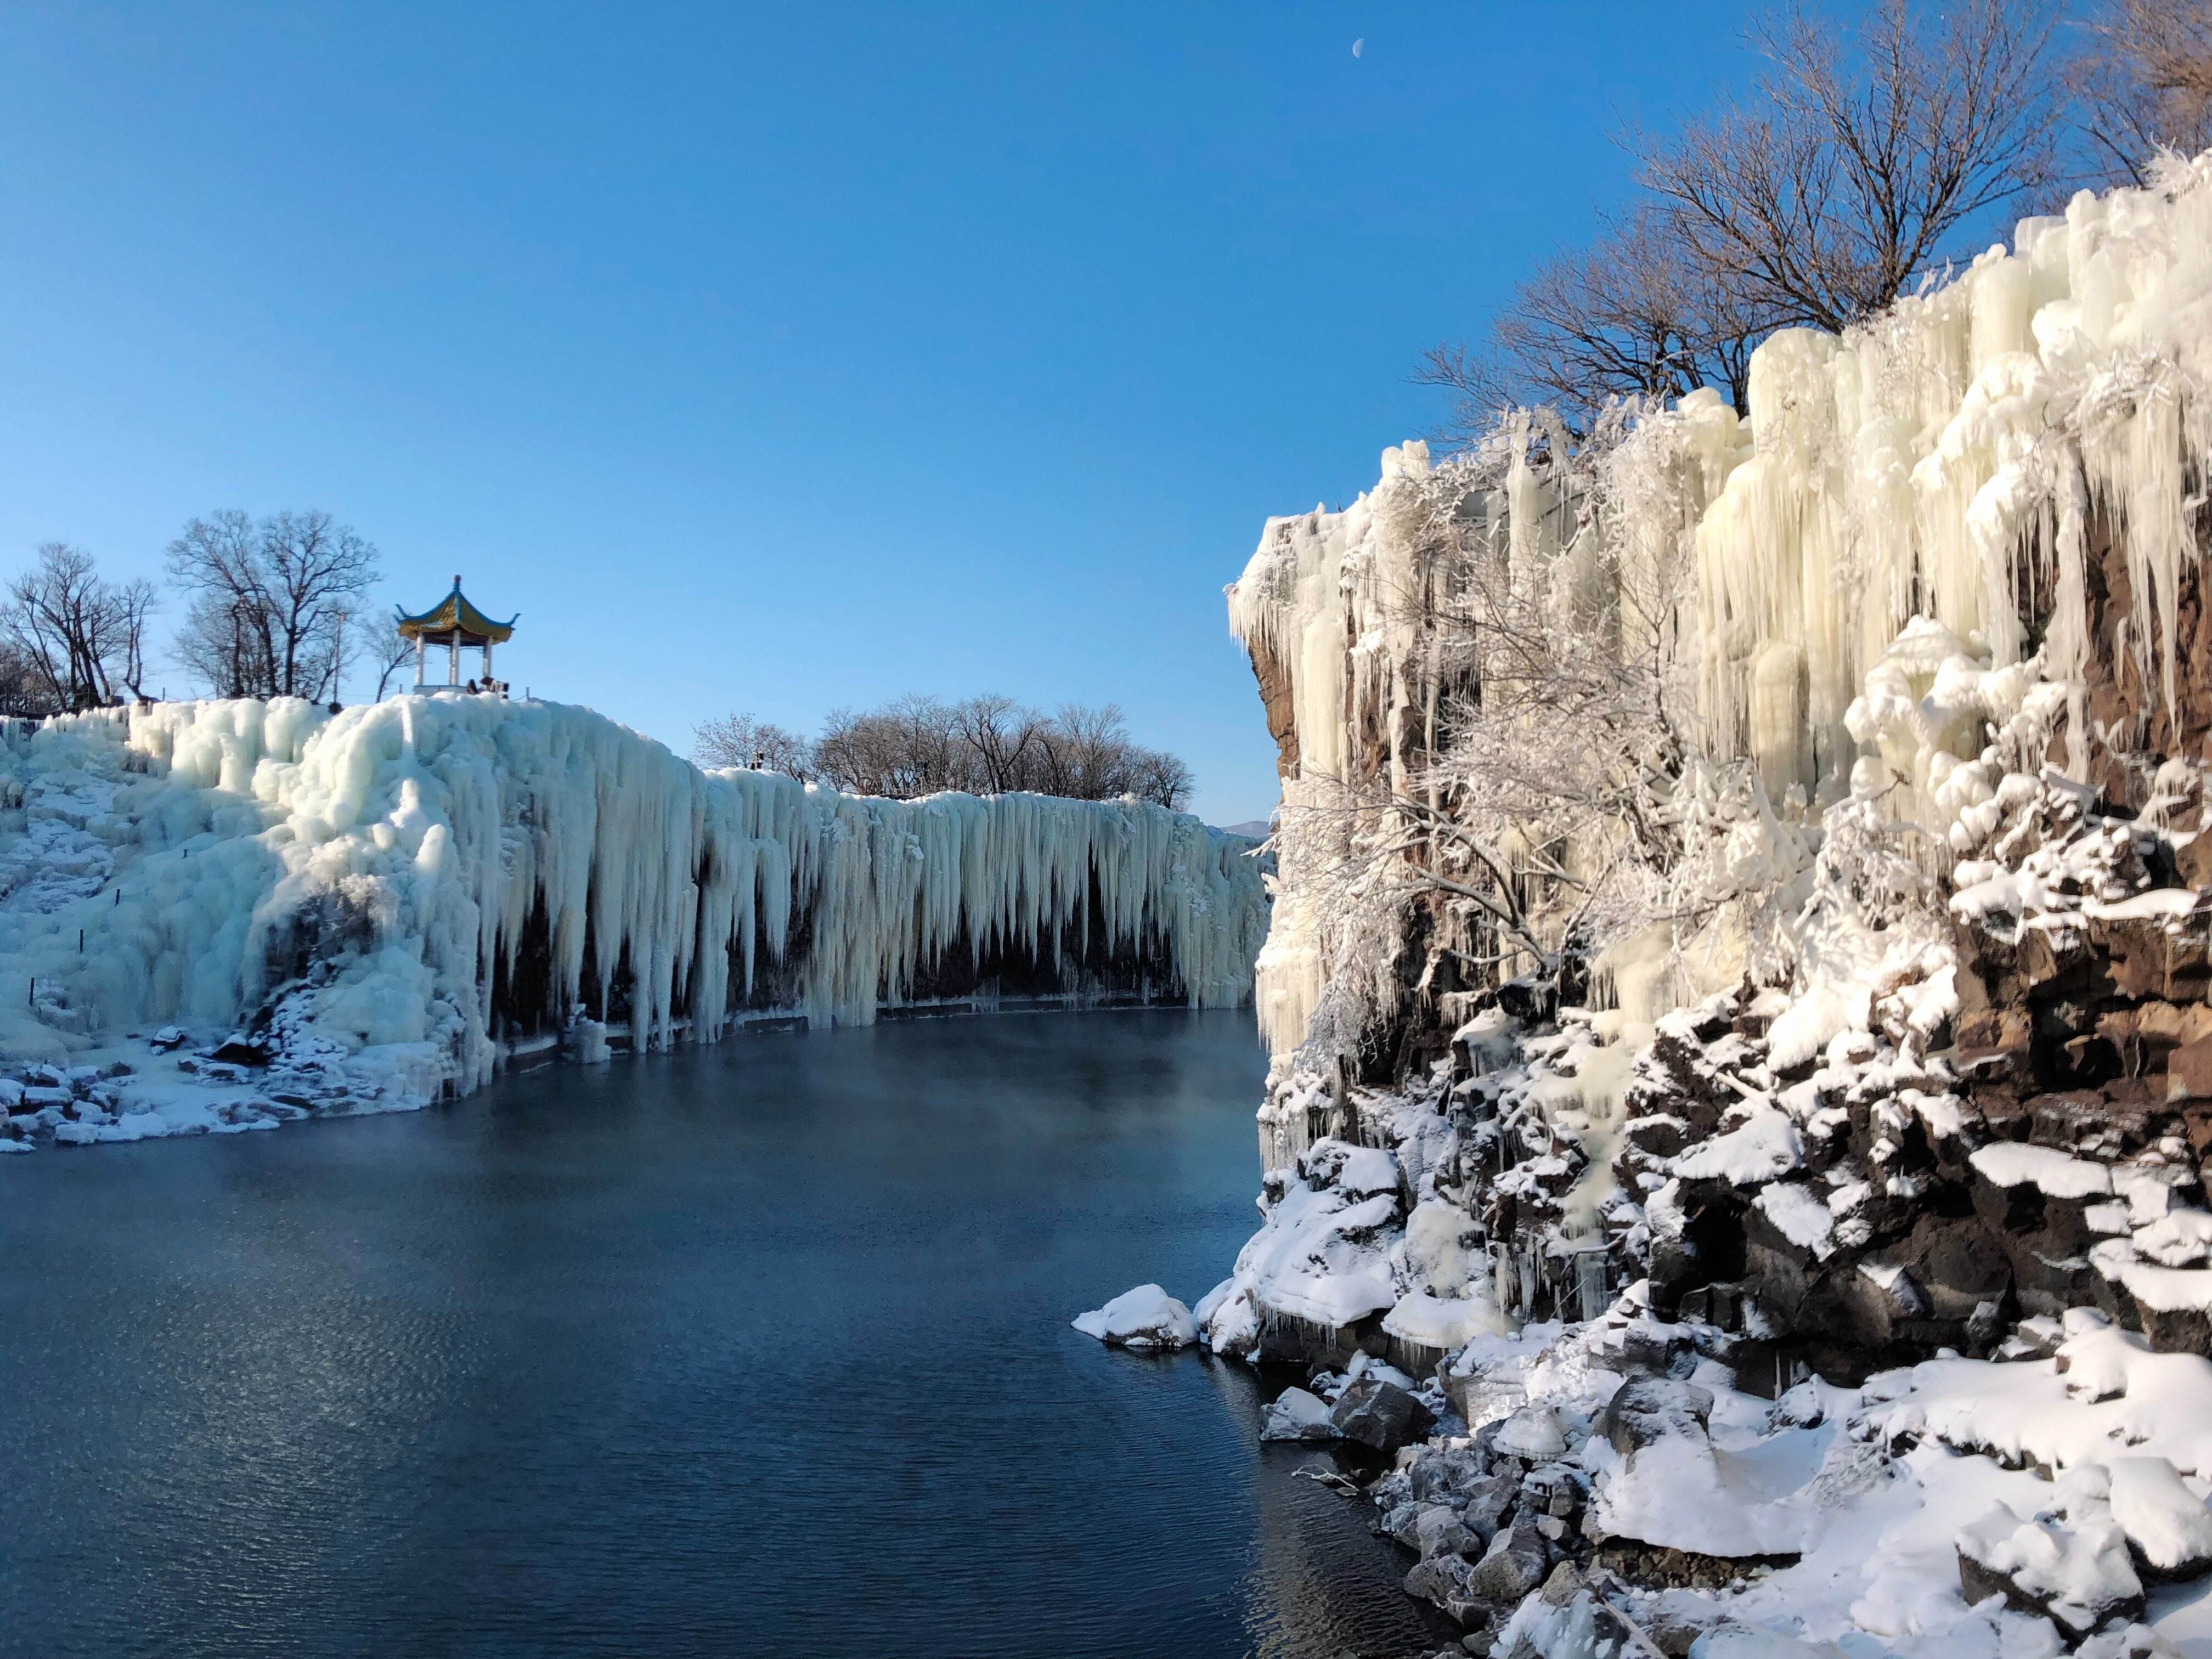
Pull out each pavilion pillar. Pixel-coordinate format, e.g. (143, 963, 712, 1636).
(449, 637, 461, 686)
(483, 639, 494, 684)
(415, 637, 425, 687)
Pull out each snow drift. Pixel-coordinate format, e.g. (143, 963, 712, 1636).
(0, 694, 1268, 1093)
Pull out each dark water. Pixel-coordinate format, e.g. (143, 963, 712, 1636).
(0, 1011, 1447, 1658)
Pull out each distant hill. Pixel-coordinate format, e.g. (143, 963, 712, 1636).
(1218, 820, 1272, 840)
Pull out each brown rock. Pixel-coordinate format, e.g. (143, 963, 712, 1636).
(2172, 1036, 2212, 1102)
(2022, 926, 2091, 994)
(2179, 833, 2212, 890)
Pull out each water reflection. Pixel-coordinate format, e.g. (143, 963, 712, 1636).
(0, 1013, 1448, 1658)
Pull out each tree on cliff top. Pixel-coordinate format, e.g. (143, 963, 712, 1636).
(2078, 0, 2212, 183)
(167, 509, 380, 701)
(695, 710, 816, 779)
(1, 543, 156, 713)
(699, 693, 1196, 810)
(1426, 0, 2069, 433)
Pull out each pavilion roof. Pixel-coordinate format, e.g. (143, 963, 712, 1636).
(396, 577, 517, 645)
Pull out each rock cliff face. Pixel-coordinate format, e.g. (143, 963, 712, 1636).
(1201, 157, 2212, 1654)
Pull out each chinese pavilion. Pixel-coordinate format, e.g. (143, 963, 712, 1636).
(396, 577, 518, 694)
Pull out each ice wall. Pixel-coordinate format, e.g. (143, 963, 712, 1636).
(0, 696, 1268, 1086)
(1229, 154, 2212, 1063)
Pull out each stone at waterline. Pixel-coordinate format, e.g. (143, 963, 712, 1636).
(208, 1035, 270, 1068)
(1458, 1473, 1516, 1546)
(1407, 1441, 1490, 1504)
(1414, 1503, 1482, 1562)
(1070, 1284, 1198, 1351)
(1401, 1550, 1481, 1621)
(1260, 1385, 1336, 1442)
(1330, 1376, 1437, 1452)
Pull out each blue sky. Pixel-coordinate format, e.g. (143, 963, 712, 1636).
(0, 2, 1764, 825)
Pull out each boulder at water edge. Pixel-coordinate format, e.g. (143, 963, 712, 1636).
(1072, 1284, 1198, 1351)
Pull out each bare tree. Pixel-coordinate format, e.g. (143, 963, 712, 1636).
(949, 693, 1041, 793)
(1420, 208, 1770, 433)
(812, 696, 960, 797)
(883, 693, 961, 795)
(109, 574, 156, 701)
(1429, 0, 2070, 443)
(810, 706, 871, 794)
(0, 639, 58, 718)
(801, 692, 1195, 807)
(371, 627, 419, 701)
(694, 711, 815, 777)
(165, 511, 263, 697)
(2, 543, 156, 712)
(1132, 747, 1195, 812)
(814, 706, 911, 797)
(167, 509, 381, 699)
(1635, 0, 2068, 336)
(1034, 702, 1128, 798)
(2078, 0, 2212, 183)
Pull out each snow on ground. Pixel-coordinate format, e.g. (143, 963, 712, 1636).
(1419, 1292, 2212, 1657)
(0, 1019, 443, 1154)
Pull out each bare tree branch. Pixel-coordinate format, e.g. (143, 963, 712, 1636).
(2076, 0, 2212, 184)
(1, 544, 157, 712)
(1429, 0, 2070, 443)
(167, 509, 380, 699)
(695, 711, 815, 778)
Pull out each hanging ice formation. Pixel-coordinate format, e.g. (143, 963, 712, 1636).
(0, 695, 1268, 1087)
(1229, 152, 2212, 1063)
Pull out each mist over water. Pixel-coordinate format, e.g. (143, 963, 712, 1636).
(0, 1011, 1446, 1658)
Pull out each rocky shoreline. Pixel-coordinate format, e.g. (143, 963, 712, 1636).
(0, 1018, 442, 1152)
(1206, 1293, 2203, 1657)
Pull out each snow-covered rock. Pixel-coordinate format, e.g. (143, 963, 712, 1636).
(1198, 1134, 1405, 1346)
(1258, 1386, 1335, 1442)
(1328, 1376, 1435, 1453)
(1956, 1500, 2145, 1635)
(2108, 1458, 2212, 1577)
(1492, 1402, 1569, 1462)
(1070, 1284, 1197, 1351)
(1381, 1289, 1500, 1352)
(1596, 1378, 1714, 1455)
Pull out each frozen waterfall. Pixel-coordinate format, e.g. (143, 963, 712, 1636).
(0, 695, 1269, 1091)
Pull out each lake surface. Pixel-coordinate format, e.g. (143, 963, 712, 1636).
(0, 1011, 1448, 1658)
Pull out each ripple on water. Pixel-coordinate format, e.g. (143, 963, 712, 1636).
(0, 1013, 1451, 1659)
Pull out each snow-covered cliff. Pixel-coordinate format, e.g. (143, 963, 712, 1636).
(0, 695, 1267, 1108)
(1195, 157, 2212, 1654)
(1232, 151, 2212, 1083)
